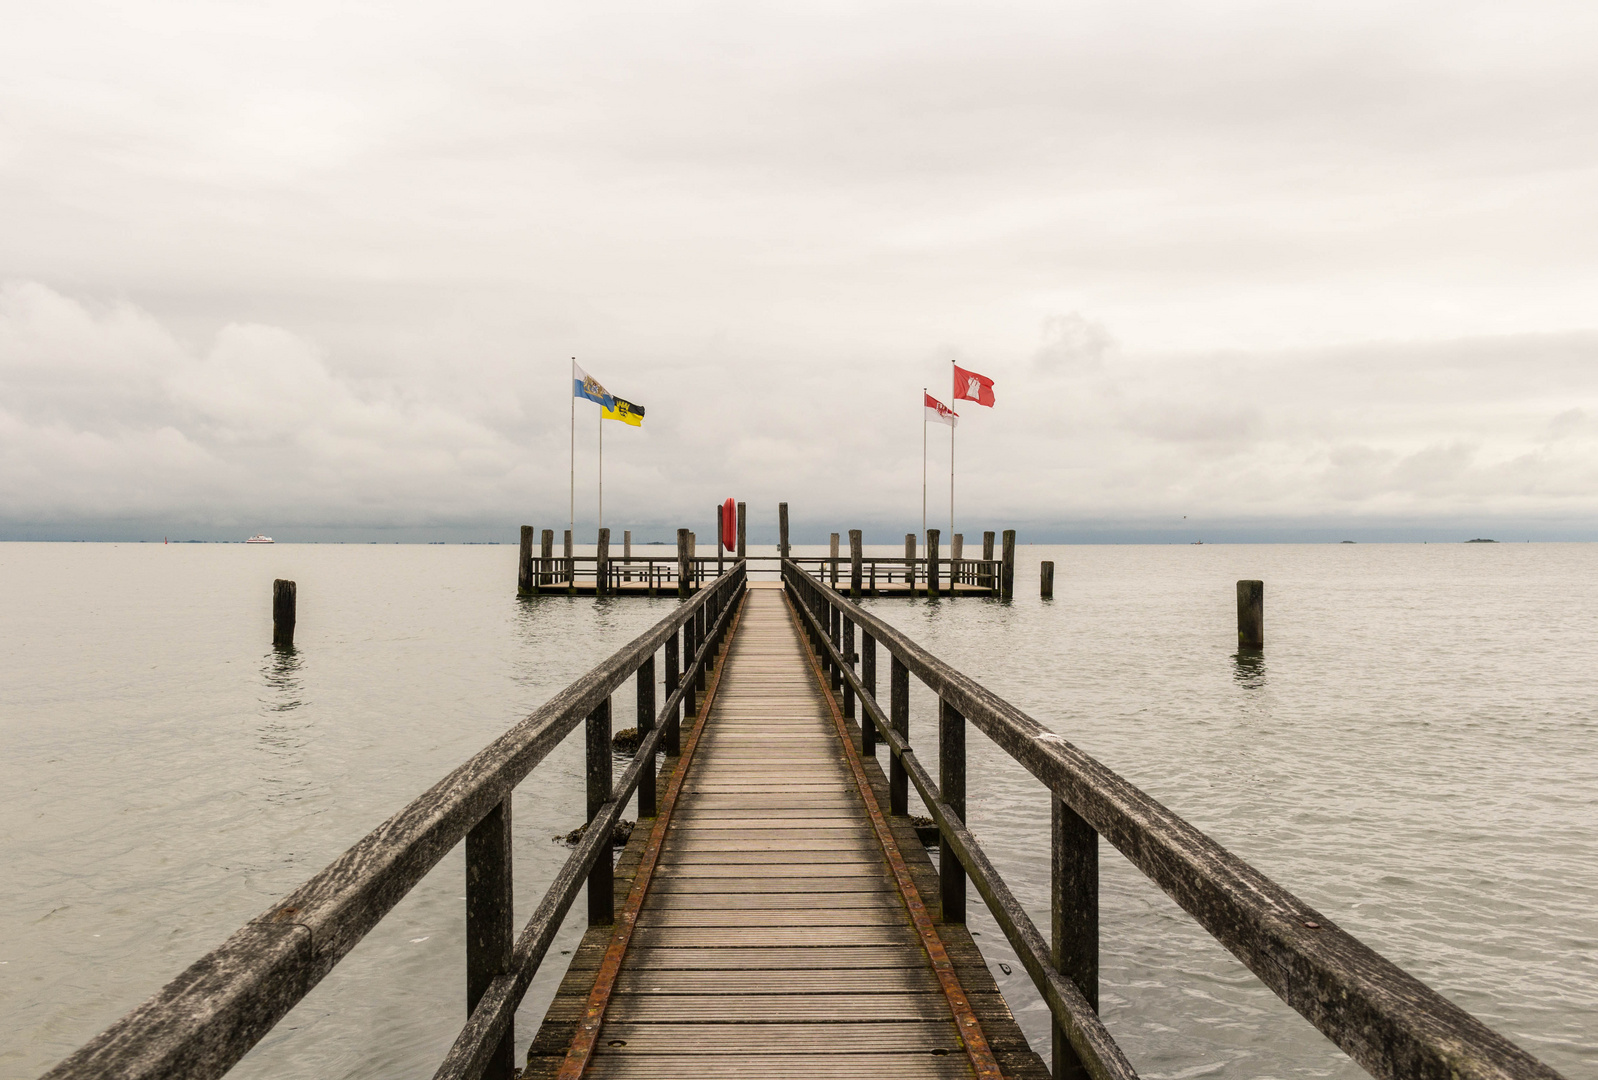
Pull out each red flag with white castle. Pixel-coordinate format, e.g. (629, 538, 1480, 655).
(952, 363, 995, 407)
(924, 391, 959, 427)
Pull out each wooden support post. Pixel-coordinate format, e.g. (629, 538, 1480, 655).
(518, 526, 535, 595)
(623, 530, 632, 581)
(829, 606, 842, 693)
(676, 529, 690, 599)
(778, 502, 790, 560)
(541, 529, 554, 586)
(939, 698, 966, 923)
(736, 501, 747, 558)
(272, 579, 295, 648)
(951, 533, 963, 588)
(1052, 798, 1099, 1080)
(637, 655, 656, 817)
(1041, 560, 1055, 600)
(585, 698, 613, 925)
(842, 616, 855, 720)
(684, 612, 699, 717)
(904, 533, 915, 590)
(695, 605, 708, 693)
(716, 506, 724, 579)
(927, 529, 941, 598)
(889, 655, 909, 815)
(596, 528, 610, 596)
(983, 530, 995, 590)
(830, 533, 839, 586)
(1238, 580, 1264, 649)
(465, 797, 514, 1080)
(664, 630, 681, 755)
(563, 530, 574, 592)
(861, 633, 877, 755)
(849, 529, 863, 597)
(1001, 529, 1016, 599)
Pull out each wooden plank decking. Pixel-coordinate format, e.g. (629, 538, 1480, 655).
(524, 585, 1048, 1079)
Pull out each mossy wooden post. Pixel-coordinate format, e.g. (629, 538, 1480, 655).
(1238, 580, 1264, 649)
(563, 529, 574, 593)
(518, 526, 535, 595)
(983, 530, 996, 591)
(849, 529, 863, 598)
(951, 533, 964, 587)
(595, 528, 610, 597)
(676, 529, 690, 599)
(540, 529, 554, 586)
(778, 502, 790, 560)
(927, 529, 941, 598)
(623, 530, 632, 582)
(1041, 560, 1055, 600)
(830, 533, 840, 586)
(1001, 529, 1016, 599)
(736, 501, 747, 558)
(904, 533, 916, 591)
(272, 579, 295, 648)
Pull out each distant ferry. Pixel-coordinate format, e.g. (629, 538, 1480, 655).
(246, 535, 274, 544)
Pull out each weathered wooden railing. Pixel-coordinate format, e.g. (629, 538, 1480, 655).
(783, 560, 1564, 1080)
(44, 562, 748, 1080)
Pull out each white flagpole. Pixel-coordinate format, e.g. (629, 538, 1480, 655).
(921, 389, 927, 539)
(950, 421, 955, 543)
(569, 358, 576, 534)
(598, 406, 604, 530)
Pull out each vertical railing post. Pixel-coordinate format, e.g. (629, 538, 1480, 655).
(465, 797, 514, 1080)
(1001, 529, 1016, 600)
(541, 529, 555, 586)
(1052, 797, 1100, 1080)
(637, 655, 657, 818)
(586, 698, 613, 925)
(779, 502, 790, 560)
(695, 604, 708, 692)
(830, 605, 843, 692)
(664, 629, 681, 756)
(842, 615, 855, 720)
(939, 698, 966, 923)
(927, 528, 941, 598)
(684, 612, 699, 717)
(596, 528, 610, 597)
(889, 656, 909, 815)
(861, 633, 877, 755)
(736, 501, 747, 559)
(518, 525, 535, 595)
(849, 529, 863, 597)
(676, 528, 690, 599)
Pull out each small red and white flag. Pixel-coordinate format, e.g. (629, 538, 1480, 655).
(952, 363, 995, 407)
(924, 392, 959, 428)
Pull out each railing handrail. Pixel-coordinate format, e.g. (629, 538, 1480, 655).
(782, 560, 1563, 1080)
(44, 563, 748, 1080)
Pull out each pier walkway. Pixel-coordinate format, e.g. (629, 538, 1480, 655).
(524, 585, 1040, 1078)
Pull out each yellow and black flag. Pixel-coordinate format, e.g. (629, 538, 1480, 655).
(603, 397, 645, 427)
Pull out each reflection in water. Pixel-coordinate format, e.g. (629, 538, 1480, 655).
(1232, 649, 1266, 689)
(257, 648, 314, 803)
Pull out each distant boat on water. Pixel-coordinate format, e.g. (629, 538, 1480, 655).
(246, 535, 274, 544)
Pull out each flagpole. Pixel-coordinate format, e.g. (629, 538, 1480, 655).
(598, 406, 604, 530)
(569, 358, 576, 535)
(921, 388, 927, 540)
(950, 422, 955, 543)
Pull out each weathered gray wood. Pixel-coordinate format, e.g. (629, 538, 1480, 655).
(951, 533, 963, 586)
(1001, 529, 1016, 599)
(636, 656, 656, 818)
(850, 529, 863, 597)
(862, 633, 877, 756)
(466, 798, 514, 1080)
(904, 533, 915, 590)
(1041, 560, 1055, 600)
(541, 529, 555, 586)
(842, 616, 856, 720)
(1053, 797, 1098, 1080)
(664, 630, 680, 755)
(1238, 579, 1264, 649)
(519, 526, 535, 595)
(889, 654, 909, 815)
(587, 698, 613, 925)
(272, 579, 295, 648)
(623, 531, 632, 581)
(938, 697, 964, 922)
(716, 506, 724, 578)
(927, 529, 941, 598)
(564, 529, 575, 590)
(830, 532, 840, 585)
(596, 528, 611, 597)
(676, 528, 690, 599)
(779, 501, 790, 559)
(736, 501, 746, 558)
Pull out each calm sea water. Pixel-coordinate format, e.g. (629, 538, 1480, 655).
(2, 542, 1594, 1078)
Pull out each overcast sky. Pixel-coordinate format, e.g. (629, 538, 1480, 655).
(3, 1, 1596, 541)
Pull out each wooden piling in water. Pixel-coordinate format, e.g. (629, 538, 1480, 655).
(736, 501, 746, 558)
(1238, 580, 1264, 649)
(540, 529, 554, 587)
(715, 506, 724, 579)
(518, 526, 535, 595)
(596, 529, 610, 596)
(778, 502, 790, 560)
(1040, 560, 1055, 600)
(830, 532, 839, 586)
(927, 529, 941, 598)
(983, 530, 995, 590)
(677, 529, 690, 598)
(1001, 529, 1016, 599)
(563, 530, 574, 593)
(904, 533, 916, 592)
(951, 533, 963, 587)
(849, 529, 863, 597)
(272, 579, 296, 648)
(623, 531, 632, 581)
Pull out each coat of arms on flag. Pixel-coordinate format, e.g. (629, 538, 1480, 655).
(603, 397, 645, 427)
(572, 360, 614, 408)
(924, 392, 959, 427)
(952, 363, 995, 407)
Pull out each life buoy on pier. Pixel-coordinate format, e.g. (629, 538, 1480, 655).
(721, 498, 736, 551)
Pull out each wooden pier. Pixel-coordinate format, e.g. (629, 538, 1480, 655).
(44, 535, 1565, 1080)
(524, 585, 1043, 1078)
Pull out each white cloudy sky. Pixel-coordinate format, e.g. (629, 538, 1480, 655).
(3, 0, 1597, 540)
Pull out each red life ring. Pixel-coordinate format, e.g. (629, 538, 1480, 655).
(721, 498, 736, 551)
